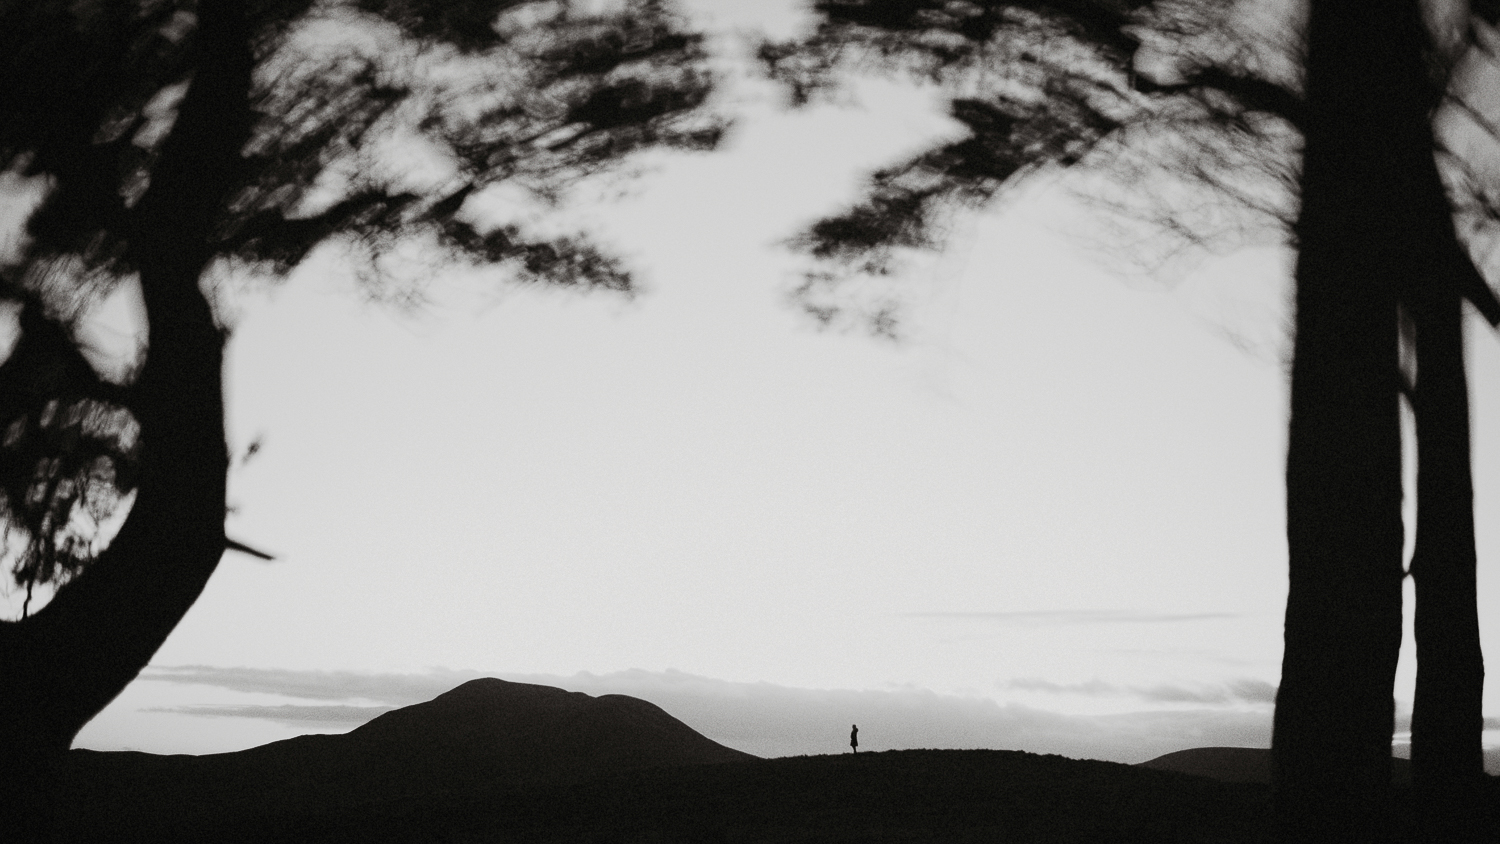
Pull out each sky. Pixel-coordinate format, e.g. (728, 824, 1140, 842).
(8, 0, 1500, 766)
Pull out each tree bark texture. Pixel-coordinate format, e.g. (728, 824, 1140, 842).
(1272, 1, 1434, 840)
(0, 0, 250, 837)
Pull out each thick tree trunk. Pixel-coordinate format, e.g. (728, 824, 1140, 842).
(0, 0, 250, 838)
(1272, 2, 1432, 840)
(1274, 194, 1405, 843)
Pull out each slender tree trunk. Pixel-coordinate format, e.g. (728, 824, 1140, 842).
(1272, 2, 1431, 840)
(1408, 281, 1486, 840)
(0, 0, 250, 837)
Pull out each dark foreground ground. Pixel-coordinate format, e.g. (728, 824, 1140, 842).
(55, 747, 1283, 843)
(48, 680, 1500, 842)
(56, 746, 1500, 843)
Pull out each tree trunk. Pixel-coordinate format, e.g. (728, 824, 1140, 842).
(0, 0, 250, 837)
(1395, 15, 1492, 829)
(1408, 276, 1486, 840)
(1272, 1, 1432, 840)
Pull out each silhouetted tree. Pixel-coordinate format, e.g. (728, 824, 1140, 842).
(0, 0, 719, 835)
(1392, 7, 1500, 837)
(760, 2, 1500, 839)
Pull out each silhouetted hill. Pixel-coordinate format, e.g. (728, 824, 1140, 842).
(1139, 747, 1412, 785)
(55, 683, 1486, 842)
(53, 679, 754, 841)
(272, 677, 757, 786)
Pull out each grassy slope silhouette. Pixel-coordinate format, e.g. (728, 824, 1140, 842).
(50, 679, 1479, 843)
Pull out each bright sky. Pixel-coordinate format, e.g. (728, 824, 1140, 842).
(11, 0, 1500, 765)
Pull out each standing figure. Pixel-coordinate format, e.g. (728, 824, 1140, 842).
(850, 724, 859, 754)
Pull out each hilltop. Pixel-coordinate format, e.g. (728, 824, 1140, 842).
(54, 678, 754, 841)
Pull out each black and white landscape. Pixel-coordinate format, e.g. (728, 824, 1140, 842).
(53, 679, 1282, 843)
(8, 1, 1500, 842)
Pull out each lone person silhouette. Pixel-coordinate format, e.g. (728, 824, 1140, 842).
(850, 724, 859, 754)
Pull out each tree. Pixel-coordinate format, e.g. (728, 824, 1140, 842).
(0, 0, 720, 835)
(1273, 3, 1435, 837)
(759, 1, 1500, 839)
(1393, 6, 1500, 835)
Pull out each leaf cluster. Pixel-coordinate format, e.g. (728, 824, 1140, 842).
(0, 298, 138, 616)
(3, 0, 723, 290)
(761, 0, 1306, 335)
(223, 0, 723, 292)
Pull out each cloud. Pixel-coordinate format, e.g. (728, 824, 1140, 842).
(902, 610, 1241, 625)
(1136, 679, 1278, 705)
(141, 665, 484, 706)
(140, 664, 1274, 762)
(1004, 678, 1120, 696)
(148, 704, 397, 727)
(1002, 677, 1278, 706)
(1225, 679, 1278, 704)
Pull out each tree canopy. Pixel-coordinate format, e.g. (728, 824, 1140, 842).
(0, 0, 723, 611)
(760, 0, 1500, 335)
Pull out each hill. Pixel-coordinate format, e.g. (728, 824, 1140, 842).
(53, 680, 1479, 842)
(53, 678, 755, 841)
(303, 676, 758, 785)
(1139, 747, 1412, 785)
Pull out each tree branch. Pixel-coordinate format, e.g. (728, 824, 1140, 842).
(1134, 67, 1305, 131)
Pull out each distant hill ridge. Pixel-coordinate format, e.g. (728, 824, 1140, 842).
(56, 684, 1483, 842)
(57, 678, 756, 840)
(331, 677, 758, 784)
(1139, 746, 1413, 785)
(186, 677, 759, 802)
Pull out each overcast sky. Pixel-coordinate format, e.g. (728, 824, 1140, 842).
(9, 0, 1500, 766)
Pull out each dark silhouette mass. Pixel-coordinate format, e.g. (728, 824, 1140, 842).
(1269, 4, 1495, 840)
(1140, 746, 1414, 788)
(851, 723, 859, 753)
(52, 679, 757, 841)
(48, 681, 1287, 843)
